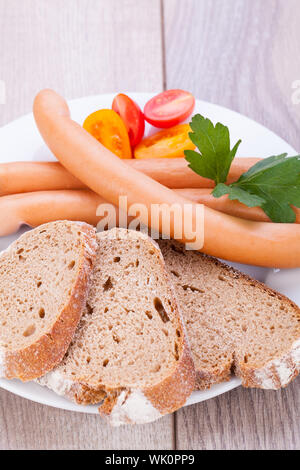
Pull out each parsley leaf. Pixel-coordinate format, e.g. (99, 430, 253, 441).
(184, 113, 300, 223)
(184, 114, 241, 184)
(213, 154, 300, 223)
(213, 183, 266, 207)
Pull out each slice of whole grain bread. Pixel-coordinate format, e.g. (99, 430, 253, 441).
(159, 239, 300, 390)
(38, 228, 195, 425)
(0, 220, 97, 381)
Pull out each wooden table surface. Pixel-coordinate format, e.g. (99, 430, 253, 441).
(0, 0, 299, 450)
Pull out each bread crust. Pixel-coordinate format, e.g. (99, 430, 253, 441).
(39, 229, 196, 425)
(234, 338, 300, 389)
(208, 259, 300, 389)
(99, 232, 195, 423)
(195, 360, 233, 390)
(45, 335, 195, 422)
(1, 221, 97, 381)
(173, 249, 300, 391)
(98, 333, 195, 426)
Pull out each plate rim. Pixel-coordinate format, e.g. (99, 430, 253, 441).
(0, 92, 297, 414)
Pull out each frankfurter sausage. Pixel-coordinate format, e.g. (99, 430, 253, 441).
(0, 158, 260, 196)
(0, 162, 85, 196)
(0, 190, 103, 236)
(127, 157, 260, 188)
(5, 161, 297, 224)
(2, 187, 298, 235)
(176, 188, 300, 223)
(33, 89, 300, 268)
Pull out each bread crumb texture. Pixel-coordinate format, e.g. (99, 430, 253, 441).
(0, 220, 97, 380)
(159, 239, 300, 390)
(39, 228, 195, 424)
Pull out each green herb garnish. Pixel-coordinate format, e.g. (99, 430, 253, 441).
(185, 114, 241, 185)
(184, 115, 300, 223)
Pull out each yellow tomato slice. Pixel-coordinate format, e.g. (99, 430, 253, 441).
(83, 109, 132, 159)
(134, 124, 195, 159)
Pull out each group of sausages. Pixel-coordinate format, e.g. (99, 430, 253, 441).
(1, 89, 299, 268)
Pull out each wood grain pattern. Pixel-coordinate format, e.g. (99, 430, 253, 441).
(0, 0, 163, 126)
(175, 378, 300, 450)
(164, 0, 300, 450)
(164, 0, 300, 151)
(0, 388, 174, 450)
(0, 0, 175, 451)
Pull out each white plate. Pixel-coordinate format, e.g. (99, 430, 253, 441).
(0, 92, 299, 414)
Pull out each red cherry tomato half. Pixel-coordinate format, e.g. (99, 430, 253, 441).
(144, 89, 195, 128)
(112, 94, 145, 147)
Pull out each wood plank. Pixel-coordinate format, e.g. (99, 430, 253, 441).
(0, 388, 174, 450)
(0, 0, 174, 450)
(0, 0, 163, 125)
(163, 0, 300, 450)
(163, 0, 300, 150)
(175, 378, 300, 450)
